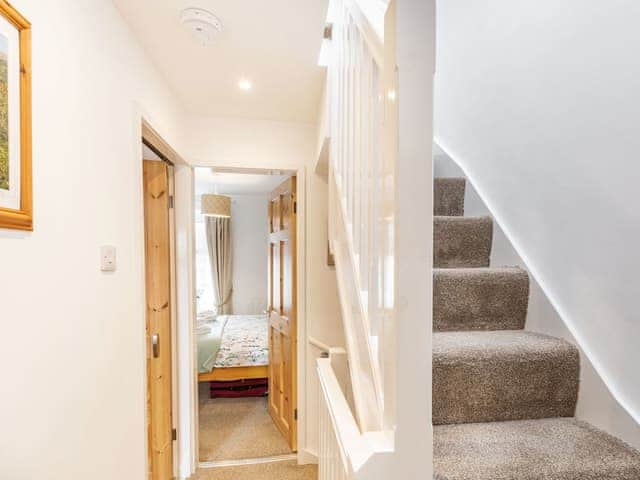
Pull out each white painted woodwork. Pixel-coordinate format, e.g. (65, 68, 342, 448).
(317, 356, 381, 480)
(321, 0, 435, 478)
(327, 0, 388, 433)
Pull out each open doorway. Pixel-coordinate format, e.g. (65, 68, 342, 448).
(193, 167, 298, 466)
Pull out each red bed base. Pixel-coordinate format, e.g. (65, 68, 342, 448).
(210, 378, 268, 398)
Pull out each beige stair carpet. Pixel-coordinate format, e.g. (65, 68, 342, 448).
(434, 215, 493, 268)
(434, 177, 465, 216)
(433, 330, 579, 425)
(434, 267, 529, 331)
(435, 418, 640, 480)
(432, 177, 640, 479)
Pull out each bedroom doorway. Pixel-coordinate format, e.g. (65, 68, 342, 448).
(194, 167, 298, 466)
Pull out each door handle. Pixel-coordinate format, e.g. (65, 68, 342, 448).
(152, 333, 160, 358)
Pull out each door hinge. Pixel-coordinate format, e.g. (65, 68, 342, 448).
(293, 201, 297, 214)
(294, 408, 298, 421)
(172, 428, 177, 441)
(168, 195, 174, 209)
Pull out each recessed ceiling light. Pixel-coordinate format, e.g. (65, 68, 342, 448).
(181, 8, 223, 46)
(238, 79, 252, 91)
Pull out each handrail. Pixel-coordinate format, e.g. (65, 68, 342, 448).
(309, 336, 332, 353)
(329, 168, 385, 431)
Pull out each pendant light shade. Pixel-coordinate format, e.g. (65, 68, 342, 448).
(201, 194, 231, 218)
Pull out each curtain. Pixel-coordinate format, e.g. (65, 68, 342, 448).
(205, 216, 233, 315)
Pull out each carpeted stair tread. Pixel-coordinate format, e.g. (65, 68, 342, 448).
(434, 417, 640, 480)
(434, 216, 492, 268)
(433, 330, 579, 425)
(431, 172, 639, 477)
(434, 267, 529, 332)
(434, 177, 465, 216)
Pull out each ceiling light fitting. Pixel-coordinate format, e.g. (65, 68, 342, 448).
(238, 79, 252, 91)
(181, 8, 223, 46)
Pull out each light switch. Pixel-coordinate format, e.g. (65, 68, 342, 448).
(101, 245, 117, 272)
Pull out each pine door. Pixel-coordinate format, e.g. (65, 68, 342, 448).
(143, 160, 173, 480)
(267, 176, 297, 450)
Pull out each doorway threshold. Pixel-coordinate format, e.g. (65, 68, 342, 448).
(198, 453, 297, 469)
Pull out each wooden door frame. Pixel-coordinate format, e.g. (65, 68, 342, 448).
(138, 118, 196, 480)
(135, 122, 311, 475)
(187, 165, 308, 467)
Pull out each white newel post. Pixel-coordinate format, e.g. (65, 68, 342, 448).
(392, 0, 435, 477)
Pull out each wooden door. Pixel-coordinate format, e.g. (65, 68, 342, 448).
(267, 176, 297, 450)
(143, 160, 173, 480)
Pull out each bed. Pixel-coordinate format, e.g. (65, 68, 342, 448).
(197, 313, 269, 383)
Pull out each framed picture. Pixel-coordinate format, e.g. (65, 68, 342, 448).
(0, 1, 30, 231)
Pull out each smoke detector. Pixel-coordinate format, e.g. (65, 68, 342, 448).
(181, 8, 223, 46)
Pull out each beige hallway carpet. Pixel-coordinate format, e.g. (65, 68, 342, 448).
(191, 461, 317, 480)
(199, 392, 291, 461)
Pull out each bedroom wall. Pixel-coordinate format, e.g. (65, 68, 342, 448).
(0, 1, 187, 479)
(434, 0, 640, 442)
(230, 195, 269, 314)
(183, 115, 344, 461)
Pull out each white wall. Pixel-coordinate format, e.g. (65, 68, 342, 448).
(0, 1, 187, 479)
(435, 0, 640, 443)
(183, 114, 344, 460)
(229, 195, 269, 314)
(184, 115, 318, 171)
(304, 170, 344, 458)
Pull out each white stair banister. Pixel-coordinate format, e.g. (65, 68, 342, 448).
(320, 0, 435, 478)
(328, 0, 390, 433)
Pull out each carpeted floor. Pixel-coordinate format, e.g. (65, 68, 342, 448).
(199, 385, 291, 461)
(191, 461, 317, 480)
(432, 177, 640, 478)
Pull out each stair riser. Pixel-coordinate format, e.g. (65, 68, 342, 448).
(433, 340, 579, 425)
(434, 216, 493, 268)
(434, 178, 465, 216)
(434, 268, 529, 331)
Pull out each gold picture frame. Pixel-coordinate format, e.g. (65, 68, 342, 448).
(0, 1, 31, 231)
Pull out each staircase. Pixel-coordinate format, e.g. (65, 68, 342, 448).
(432, 177, 640, 479)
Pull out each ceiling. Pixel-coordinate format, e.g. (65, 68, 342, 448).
(195, 168, 289, 196)
(114, 0, 329, 123)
